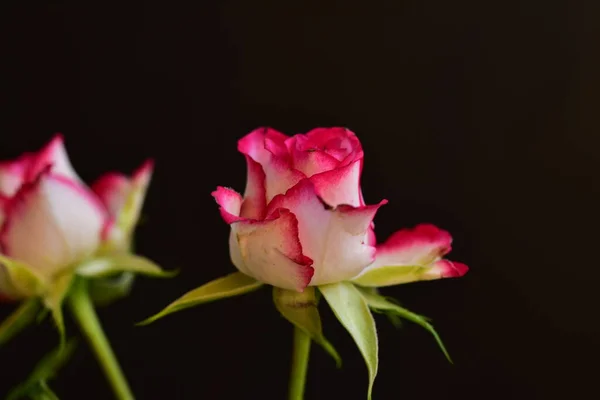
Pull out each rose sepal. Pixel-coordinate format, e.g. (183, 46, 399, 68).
(356, 285, 452, 363)
(6, 339, 77, 400)
(137, 271, 263, 325)
(273, 286, 341, 367)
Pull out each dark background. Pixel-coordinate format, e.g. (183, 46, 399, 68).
(1, 1, 599, 399)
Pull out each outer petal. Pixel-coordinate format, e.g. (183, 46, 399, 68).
(26, 134, 82, 183)
(212, 186, 243, 224)
(121, 160, 153, 233)
(0, 155, 31, 197)
(0, 169, 107, 277)
(91, 172, 130, 216)
(0, 195, 7, 228)
(267, 179, 386, 286)
(351, 224, 469, 287)
(238, 128, 305, 202)
(309, 158, 363, 207)
(230, 209, 314, 291)
(92, 159, 154, 236)
(240, 156, 267, 220)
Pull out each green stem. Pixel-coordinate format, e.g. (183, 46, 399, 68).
(31, 383, 60, 400)
(67, 278, 134, 400)
(0, 298, 40, 346)
(288, 326, 311, 400)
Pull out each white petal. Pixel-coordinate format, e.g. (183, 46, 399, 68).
(1, 173, 107, 277)
(267, 179, 385, 286)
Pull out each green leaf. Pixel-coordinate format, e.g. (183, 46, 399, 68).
(356, 286, 452, 363)
(138, 272, 263, 325)
(76, 254, 177, 279)
(0, 299, 41, 347)
(0, 254, 46, 298)
(273, 286, 342, 367)
(6, 339, 77, 400)
(42, 273, 74, 348)
(319, 282, 378, 400)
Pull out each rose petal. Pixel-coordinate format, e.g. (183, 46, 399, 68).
(267, 179, 386, 286)
(310, 158, 363, 207)
(0, 155, 32, 197)
(303, 128, 363, 163)
(423, 259, 470, 280)
(231, 209, 314, 291)
(238, 128, 305, 202)
(0, 169, 107, 276)
(240, 156, 267, 220)
(92, 159, 153, 236)
(122, 159, 153, 231)
(0, 194, 7, 228)
(26, 134, 82, 183)
(291, 146, 340, 177)
(212, 186, 243, 224)
(91, 172, 130, 216)
(351, 224, 469, 287)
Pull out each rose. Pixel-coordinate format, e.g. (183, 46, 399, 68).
(213, 127, 468, 291)
(143, 126, 468, 400)
(0, 134, 153, 301)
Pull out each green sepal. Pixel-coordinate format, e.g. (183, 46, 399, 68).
(273, 286, 342, 367)
(0, 254, 46, 298)
(319, 282, 378, 400)
(351, 265, 425, 287)
(0, 299, 41, 347)
(138, 272, 263, 325)
(355, 287, 403, 328)
(29, 382, 61, 400)
(357, 286, 452, 363)
(6, 339, 77, 400)
(76, 254, 177, 279)
(42, 273, 74, 349)
(88, 272, 135, 307)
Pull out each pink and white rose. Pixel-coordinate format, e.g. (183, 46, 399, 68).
(0, 135, 152, 300)
(213, 127, 468, 291)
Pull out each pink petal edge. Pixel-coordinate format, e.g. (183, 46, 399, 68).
(212, 186, 243, 224)
(232, 208, 314, 291)
(0, 166, 107, 257)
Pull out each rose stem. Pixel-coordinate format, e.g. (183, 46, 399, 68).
(67, 278, 134, 400)
(288, 326, 311, 400)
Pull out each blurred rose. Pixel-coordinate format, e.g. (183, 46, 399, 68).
(0, 135, 152, 300)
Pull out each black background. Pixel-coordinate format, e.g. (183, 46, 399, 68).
(1, 1, 599, 399)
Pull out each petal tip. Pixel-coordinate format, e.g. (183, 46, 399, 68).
(133, 158, 155, 181)
(213, 186, 243, 224)
(445, 261, 469, 278)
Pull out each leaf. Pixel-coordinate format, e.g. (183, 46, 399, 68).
(357, 286, 452, 363)
(351, 265, 425, 287)
(273, 287, 342, 367)
(76, 254, 177, 279)
(0, 299, 41, 347)
(6, 339, 77, 400)
(319, 282, 378, 400)
(0, 254, 46, 298)
(138, 272, 263, 325)
(42, 273, 74, 349)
